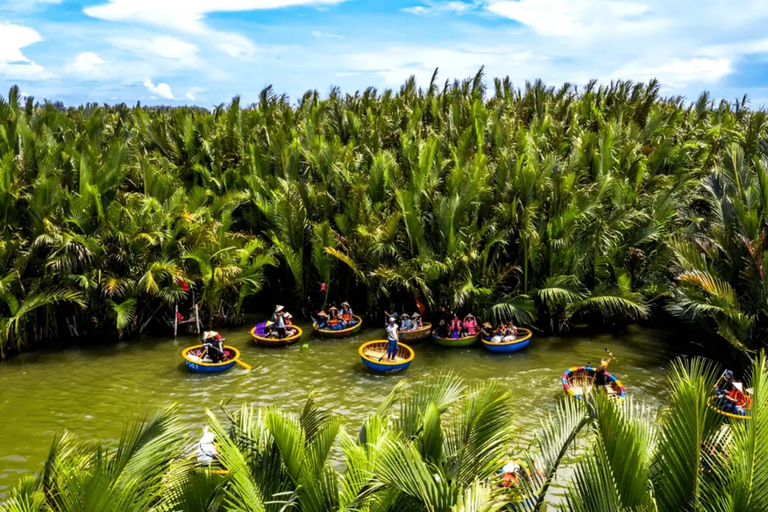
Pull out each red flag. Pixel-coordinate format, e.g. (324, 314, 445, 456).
(175, 312, 185, 322)
(415, 296, 426, 315)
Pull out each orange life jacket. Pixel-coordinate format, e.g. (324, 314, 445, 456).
(341, 312, 352, 322)
(728, 388, 750, 407)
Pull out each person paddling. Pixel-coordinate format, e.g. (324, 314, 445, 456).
(594, 357, 612, 392)
(381, 316, 399, 361)
(202, 331, 225, 363)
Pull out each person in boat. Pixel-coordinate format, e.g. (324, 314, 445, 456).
(341, 302, 357, 326)
(449, 314, 463, 338)
(196, 426, 217, 464)
(463, 314, 478, 336)
(503, 323, 518, 342)
(400, 313, 412, 331)
(328, 306, 344, 330)
(714, 370, 747, 415)
(481, 322, 494, 341)
(273, 307, 287, 338)
(491, 323, 507, 343)
(435, 317, 449, 338)
(202, 331, 226, 363)
(381, 316, 399, 362)
(312, 310, 328, 329)
(499, 461, 521, 488)
(594, 357, 613, 392)
(411, 313, 423, 330)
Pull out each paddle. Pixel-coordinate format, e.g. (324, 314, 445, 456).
(236, 359, 252, 371)
(604, 347, 618, 363)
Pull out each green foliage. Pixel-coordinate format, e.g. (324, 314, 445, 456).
(1, 76, 768, 356)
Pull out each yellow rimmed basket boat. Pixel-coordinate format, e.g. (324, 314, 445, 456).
(250, 325, 303, 347)
(561, 366, 626, 401)
(396, 323, 432, 343)
(182, 345, 240, 373)
(314, 315, 363, 338)
(481, 328, 533, 353)
(359, 340, 414, 373)
(707, 395, 752, 420)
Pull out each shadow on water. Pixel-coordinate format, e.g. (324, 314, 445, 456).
(0, 321, 720, 498)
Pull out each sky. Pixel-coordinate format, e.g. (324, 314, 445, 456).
(2, 0, 768, 107)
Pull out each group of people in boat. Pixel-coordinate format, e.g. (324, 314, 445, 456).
(482, 322, 521, 343)
(313, 302, 359, 330)
(384, 310, 425, 332)
(713, 369, 751, 416)
(434, 310, 479, 338)
(263, 305, 298, 339)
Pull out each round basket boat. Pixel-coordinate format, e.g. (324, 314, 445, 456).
(182, 345, 240, 373)
(561, 366, 626, 401)
(481, 328, 533, 353)
(313, 315, 363, 338)
(706, 396, 751, 420)
(434, 332, 480, 347)
(396, 323, 433, 343)
(359, 340, 414, 373)
(250, 325, 303, 347)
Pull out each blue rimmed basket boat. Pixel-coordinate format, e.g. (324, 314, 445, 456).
(314, 315, 363, 338)
(434, 332, 480, 347)
(182, 345, 240, 373)
(481, 328, 533, 353)
(250, 324, 303, 347)
(359, 340, 414, 373)
(561, 366, 626, 401)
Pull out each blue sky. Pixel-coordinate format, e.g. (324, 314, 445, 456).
(2, 0, 768, 107)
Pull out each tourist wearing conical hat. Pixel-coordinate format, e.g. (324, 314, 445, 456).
(411, 312, 423, 330)
(340, 302, 355, 326)
(481, 321, 493, 341)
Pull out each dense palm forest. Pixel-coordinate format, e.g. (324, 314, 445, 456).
(1, 72, 768, 358)
(2, 355, 767, 511)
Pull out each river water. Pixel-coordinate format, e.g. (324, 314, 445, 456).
(0, 322, 688, 496)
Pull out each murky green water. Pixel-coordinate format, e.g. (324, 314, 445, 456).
(0, 322, 686, 495)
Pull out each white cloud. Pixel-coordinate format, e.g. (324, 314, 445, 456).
(486, 0, 661, 38)
(66, 52, 109, 77)
(342, 44, 539, 86)
(185, 86, 204, 100)
(111, 36, 200, 67)
(609, 58, 732, 89)
(143, 78, 175, 99)
(84, 0, 347, 32)
(403, 1, 477, 16)
(0, 22, 52, 80)
(311, 30, 345, 39)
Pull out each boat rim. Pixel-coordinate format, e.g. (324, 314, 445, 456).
(181, 345, 240, 367)
(435, 332, 481, 342)
(359, 340, 414, 366)
(250, 325, 303, 342)
(706, 396, 751, 420)
(398, 322, 432, 333)
(313, 314, 363, 334)
(480, 327, 532, 346)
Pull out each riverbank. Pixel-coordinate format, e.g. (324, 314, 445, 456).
(0, 323, 705, 497)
